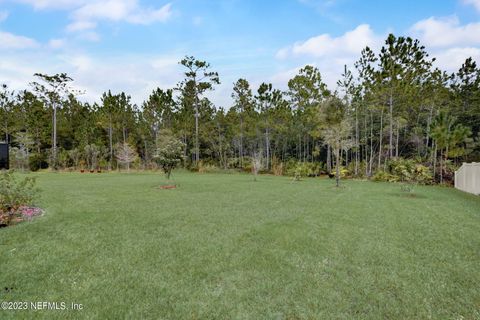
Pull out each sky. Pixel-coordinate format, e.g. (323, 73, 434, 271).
(0, 0, 480, 107)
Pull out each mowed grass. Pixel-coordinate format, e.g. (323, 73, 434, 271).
(1, 172, 479, 319)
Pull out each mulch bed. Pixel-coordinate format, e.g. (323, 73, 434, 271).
(159, 185, 177, 190)
(0, 206, 44, 228)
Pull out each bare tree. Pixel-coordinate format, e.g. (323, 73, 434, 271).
(15, 132, 34, 170)
(322, 119, 354, 187)
(252, 151, 263, 181)
(115, 143, 138, 172)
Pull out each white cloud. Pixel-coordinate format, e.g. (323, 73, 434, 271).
(277, 24, 381, 59)
(14, 0, 86, 10)
(0, 30, 39, 49)
(409, 16, 480, 72)
(0, 51, 182, 105)
(274, 16, 480, 92)
(126, 3, 172, 24)
(410, 16, 480, 48)
(463, 0, 480, 12)
(72, 0, 134, 22)
(48, 38, 66, 49)
(68, 1, 172, 34)
(434, 47, 480, 71)
(66, 20, 97, 32)
(13, 0, 173, 35)
(274, 24, 384, 91)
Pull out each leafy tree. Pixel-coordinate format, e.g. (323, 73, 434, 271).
(430, 111, 472, 183)
(288, 65, 330, 162)
(154, 129, 185, 179)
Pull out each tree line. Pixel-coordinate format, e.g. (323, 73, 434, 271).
(1, 34, 479, 183)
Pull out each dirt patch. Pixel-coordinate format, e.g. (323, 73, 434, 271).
(159, 185, 177, 190)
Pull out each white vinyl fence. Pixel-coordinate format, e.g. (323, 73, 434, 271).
(455, 162, 480, 195)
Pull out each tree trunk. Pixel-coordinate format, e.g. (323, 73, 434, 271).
(108, 119, 113, 170)
(195, 101, 200, 165)
(239, 116, 244, 168)
(52, 103, 57, 170)
(378, 109, 383, 169)
(395, 119, 400, 158)
(265, 127, 270, 170)
(335, 146, 340, 187)
(425, 106, 434, 156)
(144, 140, 148, 168)
(327, 145, 331, 172)
(440, 149, 443, 184)
(369, 111, 374, 175)
(364, 113, 368, 176)
(388, 92, 393, 159)
(355, 105, 359, 176)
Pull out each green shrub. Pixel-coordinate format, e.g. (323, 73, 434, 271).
(413, 164, 433, 184)
(285, 161, 323, 178)
(372, 171, 399, 183)
(373, 158, 433, 185)
(0, 171, 39, 226)
(29, 152, 48, 171)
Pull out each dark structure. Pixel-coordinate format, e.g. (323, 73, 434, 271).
(0, 143, 9, 170)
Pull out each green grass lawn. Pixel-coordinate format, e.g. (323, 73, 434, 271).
(1, 172, 479, 319)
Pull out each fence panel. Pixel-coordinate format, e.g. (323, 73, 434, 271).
(455, 163, 480, 195)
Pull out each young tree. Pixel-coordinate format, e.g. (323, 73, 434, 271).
(31, 73, 78, 169)
(14, 132, 34, 170)
(321, 97, 354, 187)
(154, 129, 185, 179)
(68, 148, 82, 169)
(84, 144, 100, 171)
(116, 142, 138, 172)
(252, 151, 263, 181)
(179, 56, 220, 165)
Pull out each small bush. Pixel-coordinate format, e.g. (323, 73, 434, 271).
(271, 157, 284, 176)
(372, 171, 399, 183)
(29, 152, 48, 172)
(0, 171, 39, 226)
(373, 158, 433, 185)
(285, 161, 323, 178)
(198, 161, 219, 173)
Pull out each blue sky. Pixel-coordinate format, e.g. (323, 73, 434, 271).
(0, 0, 480, 106)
